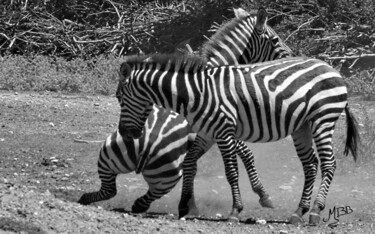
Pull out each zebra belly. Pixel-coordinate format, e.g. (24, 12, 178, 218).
(234, 98, 303, 143)
(235, 118, 291, 143)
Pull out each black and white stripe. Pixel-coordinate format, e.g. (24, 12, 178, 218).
(79, 7, 293, 216)
(78, 106, 196, 213)
(117, 54, 359, 224)
(180, 7, 293, 217)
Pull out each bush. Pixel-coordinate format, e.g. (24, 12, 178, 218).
(0, 54, 122, 95)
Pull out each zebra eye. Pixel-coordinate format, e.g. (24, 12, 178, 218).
(271, 37, 279, 45)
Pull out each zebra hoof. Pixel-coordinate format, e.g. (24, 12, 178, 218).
(259, 195, 274, 208)
(289, 213, 304, 225)
(178, 207, 190, 219)
(308, 212, 320, 225)
(227, 215, 240, 223)
(227, 208, 241, 223)
(78, 194, 90, 205)
(131, 203, 149, 213)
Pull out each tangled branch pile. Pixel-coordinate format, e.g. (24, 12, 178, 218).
(0, 0, 374, 76)
(0, 1, 178, 58)
(0, 0, 240, 59)
(263, 0, 375, 75)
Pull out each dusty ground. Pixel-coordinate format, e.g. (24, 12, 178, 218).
(0, 91, 374, 234)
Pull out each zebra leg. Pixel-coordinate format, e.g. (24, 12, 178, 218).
(235, 140, 274, 208)
(132, 190, 156, 213)
(78, 171, 117, 205)
(309, 123, 337, 225)
(178, 135, 213, 219)
(289, 123, 318, 224)
(216, 137, 243, 222)
(133, 175, 180, 213)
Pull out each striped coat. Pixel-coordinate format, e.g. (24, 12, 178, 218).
(117, 54, 359, 224)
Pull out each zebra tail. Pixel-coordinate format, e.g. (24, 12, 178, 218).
(344, 104, 360, 161)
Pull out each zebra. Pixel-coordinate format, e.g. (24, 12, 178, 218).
(79, 7, 294, 215)
(116, 54, 359, 225)
(179, 6, 294, 219)
(78, 106, 197, 213)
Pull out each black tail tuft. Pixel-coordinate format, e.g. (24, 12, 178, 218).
(344, 105, 360, 162)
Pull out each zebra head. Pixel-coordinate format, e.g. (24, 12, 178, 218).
(116, 62, 154, 140)
(202, 7, 294, 66)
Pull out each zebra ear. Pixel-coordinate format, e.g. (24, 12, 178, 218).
(255, 7, 268, 32)
(233, 8, 250, 19)
(119, 62, 132, 85)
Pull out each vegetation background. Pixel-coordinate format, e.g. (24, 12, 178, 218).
(0, 0, 374, 96)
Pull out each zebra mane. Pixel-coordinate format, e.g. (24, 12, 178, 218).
(124, 53, 208, 73)
(201, 14, 256, 60)
(201, 11, 294, 60)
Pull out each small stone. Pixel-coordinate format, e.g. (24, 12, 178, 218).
(279, 185, 292, 190)
(256, 219, 267, 225)
(279, 230, 288, 234)
(49, 122, 55, 127)
(216, 213, 223, 218)
(179, 217, 186, 221)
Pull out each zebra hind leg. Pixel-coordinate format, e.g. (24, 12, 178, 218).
(178, 149, 201, 218)
(289, 123, 318, 225)
(235, 140, 274, 208)
(78, 172, 117, 205)
(309, 123, 337, 225)
(179, 136, 213, 219)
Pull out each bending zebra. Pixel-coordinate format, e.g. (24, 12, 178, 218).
(79, 7, 291, 214)
(116, 54, 359, 225)
(78, 107, 197, 213)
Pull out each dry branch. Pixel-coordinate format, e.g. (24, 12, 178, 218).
(285, 15, 319, 42)
(319, 54, 375, 60)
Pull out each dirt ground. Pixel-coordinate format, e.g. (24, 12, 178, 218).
(0, 91, 374, 234)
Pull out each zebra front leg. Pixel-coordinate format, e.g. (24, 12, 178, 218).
(309, 124, 337, 225)
(78, 172, 117, 205)
(289, 124, 318, 224)
(179, 135, 213, 219)
(178, 153, 198, 218)
(235, 140, 274, 208)
(217, 137, 243, 222)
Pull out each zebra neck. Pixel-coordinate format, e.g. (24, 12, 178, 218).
(141, 69, 193, 118)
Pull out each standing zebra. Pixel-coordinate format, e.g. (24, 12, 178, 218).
(79, 7, 292, 215)
(179, 6, 294, 219)
(116, 54, 359, 225)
